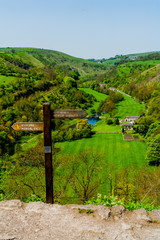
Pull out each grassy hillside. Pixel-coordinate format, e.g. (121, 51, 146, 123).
(55, 133, 147, 198)
(91, 119, 122, 133)
(1, 48, 160, 205)
(55, 134, 146, 167)
(0, 47, 107, 77)
(115, 94, 145, 119)
(0, 47, 99, 157)
(80, 88, 145, 118)
(0, 75, 17, 84)
(90, 51, 159, 67)
(79, 88, 107, 114)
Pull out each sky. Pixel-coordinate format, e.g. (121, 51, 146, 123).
(0, 0, 160, 59)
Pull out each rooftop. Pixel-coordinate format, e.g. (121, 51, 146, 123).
(121, 123, 134, 127)
(126, 116, 139, 118)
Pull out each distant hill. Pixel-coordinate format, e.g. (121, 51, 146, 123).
(0, 47, 107, 77)
(88, 51, 160, 67)
(1, 47, 160, 79)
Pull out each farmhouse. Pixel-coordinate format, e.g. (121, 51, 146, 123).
(99, 83, 106, 89)
(121, 122, 134, 130)
(125, 116, 139, 123)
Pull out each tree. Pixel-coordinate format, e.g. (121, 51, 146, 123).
(90, 81, 99, 90)
(147, 97, 160, 120)
(96, 100, 105, 116)
(11, 49, 16, 54)
(114, 118, 119, 125)
(66, 128, 74, 141)
(0, 131, 14, 155)
(146, 134, 160, 166)
(145, 121, 160, 140)
(108, 92, 124, 103)
(103, 100, 116, 117)
(76, 119, 90, 130)
(135, 116, 155, 136)
(63, 76, 77, 88)
(69, 151, 107, 203)
(106, 118, 113, 125)
(90, 108, 96, 116)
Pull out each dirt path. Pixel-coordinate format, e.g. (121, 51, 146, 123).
(20, 135, 39, 147)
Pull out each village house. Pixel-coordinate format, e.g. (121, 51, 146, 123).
(125, 116, 139, 123)
(99, 83, 106, 89)
(121, 116, 139, 131)
(121, 122, 134, 130)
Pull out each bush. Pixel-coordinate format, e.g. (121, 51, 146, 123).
(85, 194, 124, 207)
(146, 133, 160, 166)
(90, 108, 96, 116)
(114, 118, 119, 125)
(85, 194, 160, 211)
(106, 118, 113, 125)
(24, 194, 42, 203)
(52, 127, 92, 143)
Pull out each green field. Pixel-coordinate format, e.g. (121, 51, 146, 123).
(79, 87, 107, 102)
(79, 88, 107, 114)
(0, 75, 17, 84)
(55, 134, 147, 169)
(16, 52, 44, 68)
(93, 118, 122, 133)
(115, 94, 145, 119)
(80, 88, 145, 118)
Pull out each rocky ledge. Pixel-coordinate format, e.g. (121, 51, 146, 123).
(0, 200, 160, 240)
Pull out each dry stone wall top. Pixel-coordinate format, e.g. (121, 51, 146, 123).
(0, 200, 160, 240)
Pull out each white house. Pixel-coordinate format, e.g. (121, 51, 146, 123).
(125, 116, 139, 123)
(99, 83, 106, 89)
(121, 122, 134, 130)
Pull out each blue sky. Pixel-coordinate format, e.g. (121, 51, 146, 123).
(0, 0, 159, 59)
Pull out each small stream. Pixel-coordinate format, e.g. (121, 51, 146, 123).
(87, 116, 101, 126)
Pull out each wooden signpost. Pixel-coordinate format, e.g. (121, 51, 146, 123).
(12, 103, 87, 204)
(53, 109, 87, 119)
(12, 122, 44, 131)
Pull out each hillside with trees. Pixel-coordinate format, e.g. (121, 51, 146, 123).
(0, 48, 100, 155)
(84, 52, 160, 168)
(0, 48, 160, 208)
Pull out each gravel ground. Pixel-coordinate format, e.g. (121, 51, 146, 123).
(0, 200, 160, 240)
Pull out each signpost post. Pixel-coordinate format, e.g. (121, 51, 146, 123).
(43, 103, 53, 204)
(11, 103, 87, 204)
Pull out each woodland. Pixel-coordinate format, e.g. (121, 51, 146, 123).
(0, 48, 160, 210)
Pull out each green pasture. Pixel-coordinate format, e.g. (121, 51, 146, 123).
(93, 118, 121, 133)
(54, 127, 147, 197)
(79, 87, 107, 101)
(55, 134, 147, 170)
(16, 52, 44, 68)
(80, 88, 145, 118)
(0, 75, 17, 85)
(55, 133, 146, 196)
(79, 88, 107, 114)
(115, 94, 145, 119)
